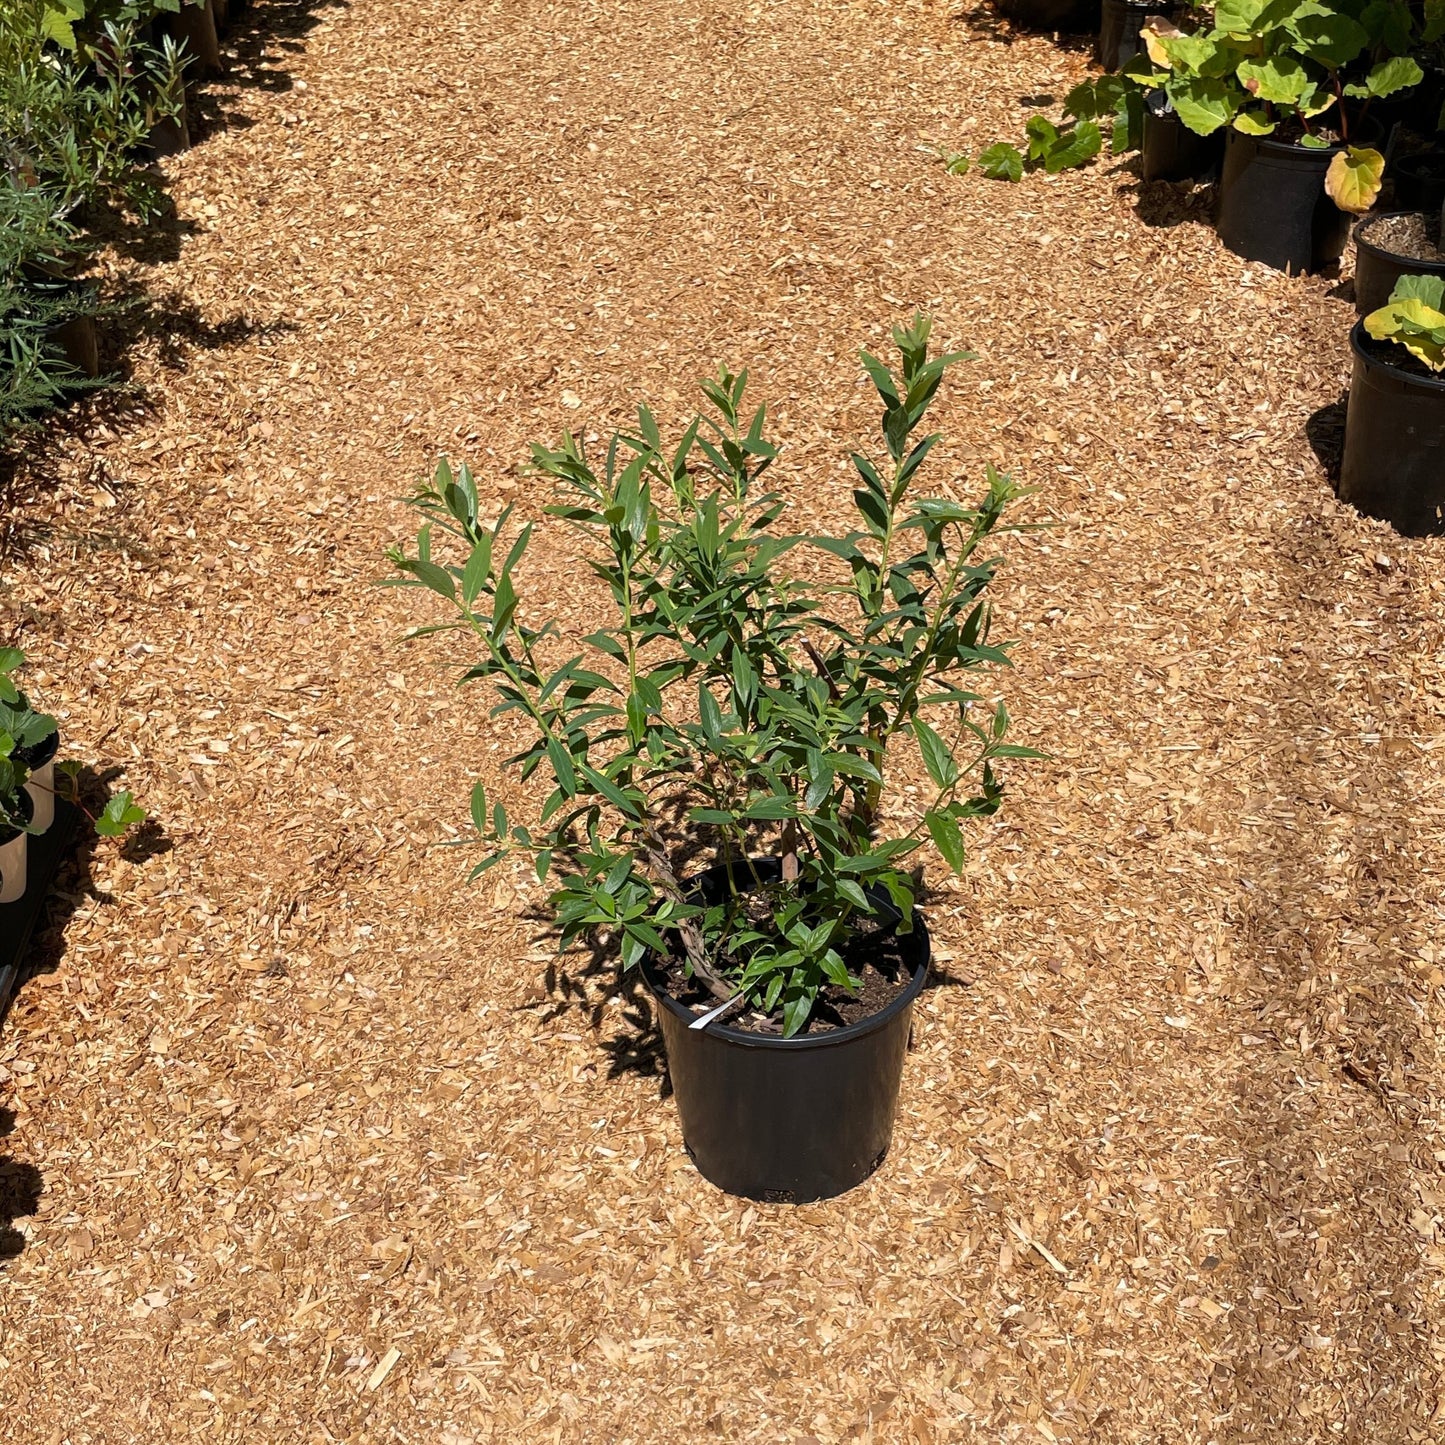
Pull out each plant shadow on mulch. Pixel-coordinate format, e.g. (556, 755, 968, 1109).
(0, 1106, 43, 1264)
(1211, 498, 1438, 1433)
(0, 303, 293, 563)
(513, 869, 967, 1100)
(187, 0, 351, 147)
(1130, 175, 1218, 231)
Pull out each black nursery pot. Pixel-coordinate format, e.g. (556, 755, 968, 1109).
(642, 860, 931, 1204)
(1217, 129, 1351, 273)
(1340, 322, 1445, 535)
(1142, 98, 1223, 182)
(1393, 151, 1445, 216)
(1352, 212, 1445, 317)
(996, 0, 1101, 32)
(1096, 0, 1153, 71)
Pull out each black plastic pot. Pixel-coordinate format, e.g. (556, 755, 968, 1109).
(1217, 129, 1352, 273)
(146, 108, 191, 159)
(1402, 68, 1445, 139)
(1352, 212, 1445, 317)
(1340, 321, 1445, 535)
(1393, 150, 1445, 215)
(48, 315, 100, 378)
(642, 860, 931, 1203)
(1142, 95, 1223, 182)
(996, 0, 1101, 31)
(1097, 0, 1152, 70)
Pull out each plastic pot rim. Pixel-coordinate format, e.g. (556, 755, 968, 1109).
(1350, 318, 1445, 393)
(642, 920, 931, 1051)
(14, 727, 59, 771)
(1353, 210, 1445, 266)
(0, 788, 36, 846)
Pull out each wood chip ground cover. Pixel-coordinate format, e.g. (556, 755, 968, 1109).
(3, 0, 1444, 1440)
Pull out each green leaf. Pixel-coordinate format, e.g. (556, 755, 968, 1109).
(913, 718, 959, 789)
(699, 685, 723, 742)
(978, 143, 1024, 182)
(1392, 274, 1445, 310)
(1362, 55, 1423, 100)
(470, 781, 488, 835)
(925, 810, 966, 874)
(1169, 78, 1234, 136)
(95, 791, 145, 837)
(1236, 56, 1308, 106)
(461, 535, 492, 605)
(1041, 121, 1102, 174)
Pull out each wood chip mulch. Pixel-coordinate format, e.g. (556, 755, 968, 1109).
(3, 0, 1444, 1440)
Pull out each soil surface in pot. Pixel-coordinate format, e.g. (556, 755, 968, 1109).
(1364, 211, 1445, 264)
(1359, 330, 1445, 380)
(656, 919, 915, 1036)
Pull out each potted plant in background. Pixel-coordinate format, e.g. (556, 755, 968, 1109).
(0, 648, 144, 906)
(1352, 201, 1445, 313)
(1340, 273, 1445, 532)
(1135, 1, 1422, 271)
(388, 317, 1036, 1203)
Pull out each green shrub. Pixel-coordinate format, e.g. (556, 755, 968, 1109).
(389, 318, 1035, 1035)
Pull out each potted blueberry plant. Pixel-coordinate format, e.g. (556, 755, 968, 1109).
(387, 317, 1036, 1203)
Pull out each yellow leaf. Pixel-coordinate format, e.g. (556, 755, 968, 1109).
(1363, 299, 1445, 372)
(1142, 20, 1179, 68)
(1324, 147, 1385, 215)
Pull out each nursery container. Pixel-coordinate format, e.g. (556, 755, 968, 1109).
(1217, 129, 1354, 273)
(643, 859, 931, 1203)
(1393, 151, 1445, 215)
(18, 729, 59, 835)
(1142, 95, 1223, 182)
(0, 792, 34, 906)
(164, 0, 223, 76)
(1340, 321, 1445, 535)
(49, 315, 100, 378)
(1097, 0, 1153, 70)
(996, 0, 1101, 31)
(1353, 212, 1445, 317)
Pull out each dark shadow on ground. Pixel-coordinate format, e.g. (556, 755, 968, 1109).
(188, 0, 350, 146)
(1211, 488, 1441, 1436)
(6, 765, 133, 1003)
(1131, 177, 1217, 230)
(1305, 392, 1348, 485)
(0, 1106, 42, 1262)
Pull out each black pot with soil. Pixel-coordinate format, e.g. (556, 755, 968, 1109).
(995, 0, 1101, 32)
(1340, 320, 1445, 534)
(1353, 211, 1445, 316)
(1097, 0, 1153, 70)
(1141, 91, 1223, 182)
(1393, 150, 1445, 214)
(642, 858, 931, 1203)
(1216, 127, 1354, 273)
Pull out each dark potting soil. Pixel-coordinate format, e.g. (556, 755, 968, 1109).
(1359, 329, 1445, 382)
(656, 921, 916, 1036)
(1366, 211, 1445, 264)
